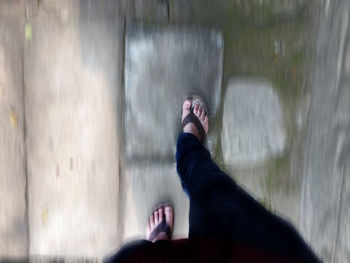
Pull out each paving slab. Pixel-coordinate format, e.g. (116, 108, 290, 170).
(24, 1, 123, 258)
(121, 163, 189, 242)
(222, 77, 286, 167)
(300, 0, 350, 261)
(221, 76, 305, 227)
(0, 2, 27, 258)
(125, 22, 223, 161)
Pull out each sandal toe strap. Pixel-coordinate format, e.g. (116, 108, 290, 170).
(149, 220, 171, 241)
(181, 112, 206, 143)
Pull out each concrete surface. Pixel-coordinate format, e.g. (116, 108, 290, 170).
(121, 163, 189, 242)
(222, 77, 286, 167)
(300, 0, 350, 261)
(24, 0, 123, 258)
(1, 0, 350, 262)
(125, 22, 223, 161)
(220, 77, 300, 230)
(0, 1, 27, 258)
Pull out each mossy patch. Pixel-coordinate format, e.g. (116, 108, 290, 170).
(265, 152, 292, 194)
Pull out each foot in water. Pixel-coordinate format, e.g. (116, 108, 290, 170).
(146, 205, 174, 242)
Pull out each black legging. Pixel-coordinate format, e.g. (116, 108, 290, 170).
(176, 133, 319, 261)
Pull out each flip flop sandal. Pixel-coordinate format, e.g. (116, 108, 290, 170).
(148, 204, 173, 242)
(148, 220, 172, 242)
(181, 95, 208, 143)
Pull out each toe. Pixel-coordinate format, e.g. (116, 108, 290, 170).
(164, 206, 173, 230)
(199, 107, 206, 121)
(194, 103, 199, 115)
(182, 99, 192, 121)
(154, 210, 159, 225)
(196, 106, 203, 119)
(204, 115, 208, 124)
(183, 99, 191, 109)
(150, 214, 154, 229)
(158, 208, 163, 222)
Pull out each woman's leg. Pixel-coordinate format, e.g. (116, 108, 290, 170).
(177, 99, 320, 262)
(176, 132, 319, 262)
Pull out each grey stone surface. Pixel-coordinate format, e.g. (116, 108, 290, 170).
(125, 22, 223, 160)
(169, 0, 307, 27)
(335, 156, 350, 263)
(119, 0, 169, 22)
(1, 0, 349, 261)
(300, 0, 350, 261)
(121, 163, 189, 242)
(134, 0, 169, 21)
(0, 2, 28, 258)
(332, 71, 350, 263)
(24, 1, 123, 258)
(222, 78, 286, 167)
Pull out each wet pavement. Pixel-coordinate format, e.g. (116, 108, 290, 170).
(0, 0, 349, 262)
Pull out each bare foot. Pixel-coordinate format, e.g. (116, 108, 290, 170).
(182, 99, 209, 141)
(146, 205, 173, 242)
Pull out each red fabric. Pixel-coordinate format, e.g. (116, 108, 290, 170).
(119, 238, 302, 263)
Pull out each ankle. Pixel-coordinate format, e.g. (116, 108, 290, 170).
(183, 123, 201, 141)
